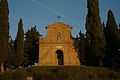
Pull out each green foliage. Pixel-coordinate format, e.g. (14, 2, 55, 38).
(0, 0, 9, 48)
(24, 26, 39, 66)
(0, 66, 120, 80)
(104, 10, 120, 68)
(106, 10, 119, 36)
(0, 69, 28, 80)
(105, 10, 120, 48)
(5, 39, 15, 68)
(119, 24, 120, 36)
(14, 18, 24, 67)
(0, 0, 9, 73)
(85, 0, 106, 66)
(78, 31, 86, 65)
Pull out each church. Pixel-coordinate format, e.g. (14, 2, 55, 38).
(38, 22, 80, 66)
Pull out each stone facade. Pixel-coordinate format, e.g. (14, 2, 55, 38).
(38, 22, 80, 66)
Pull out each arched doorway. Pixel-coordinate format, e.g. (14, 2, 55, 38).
(55, 50, 64, 65)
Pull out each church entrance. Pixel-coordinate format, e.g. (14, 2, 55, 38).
(55, 50, 64, 65)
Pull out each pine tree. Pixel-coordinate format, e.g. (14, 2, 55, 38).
(85, 0, 106, 66)
(104, 10, 120, 68)
(14, 18, 24, 68)
(0, 0, 9, 73)
(24, 26, 39, 66)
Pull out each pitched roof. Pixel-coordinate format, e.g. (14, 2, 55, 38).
(46, 22, 72, 29)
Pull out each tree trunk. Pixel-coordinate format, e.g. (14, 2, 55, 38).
(0, 62, 4, 73)
(99, 58, 103, 66)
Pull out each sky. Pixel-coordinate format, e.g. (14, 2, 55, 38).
(8, 0, 120, 39)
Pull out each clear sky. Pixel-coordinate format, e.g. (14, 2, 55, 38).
(8, 0, 120, 39)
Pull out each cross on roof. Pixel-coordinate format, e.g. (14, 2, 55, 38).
(57, 15, 61, 21)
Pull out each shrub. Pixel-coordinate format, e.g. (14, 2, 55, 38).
(0, 66, 120, 80)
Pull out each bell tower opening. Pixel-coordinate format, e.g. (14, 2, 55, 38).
(55, 50, 64, 65)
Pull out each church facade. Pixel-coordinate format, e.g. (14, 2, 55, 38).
(38, 22, 80, 66)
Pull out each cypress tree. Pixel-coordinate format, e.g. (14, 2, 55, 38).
(85, 0, 106, 66)
(0, 0, 9, 72)
(105, 10, 120, 49)
(14, 18, 24, 68)
(106, 10, 120, 38)
(118, 24, 120, 37)
(104, 10, 120, 68)
(78, 30, 86, 65)
(5, 38, 15, 68)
